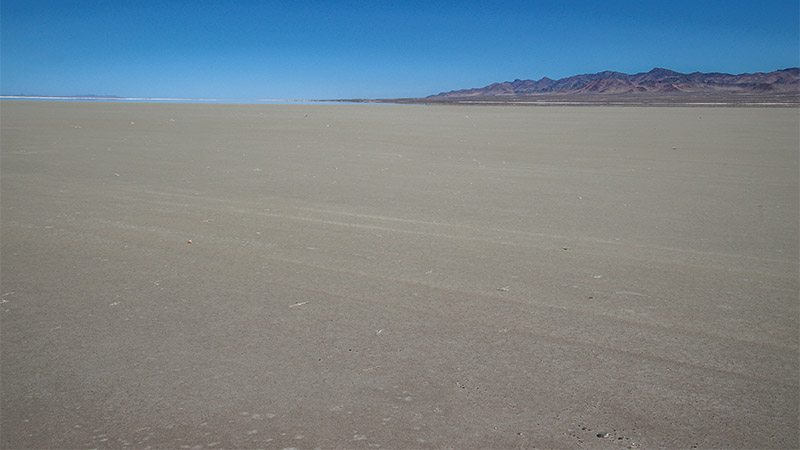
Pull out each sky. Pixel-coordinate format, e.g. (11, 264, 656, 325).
(2, 0, 798, 99)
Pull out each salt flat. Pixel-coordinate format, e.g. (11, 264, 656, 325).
(1, 101, 797, 448)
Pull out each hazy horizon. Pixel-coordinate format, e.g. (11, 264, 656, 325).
(3, 66, 800, 101)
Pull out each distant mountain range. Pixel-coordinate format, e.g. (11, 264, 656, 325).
(429, 68, 800, 98)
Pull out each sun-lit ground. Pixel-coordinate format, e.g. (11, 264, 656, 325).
(2, 101, 797, 448)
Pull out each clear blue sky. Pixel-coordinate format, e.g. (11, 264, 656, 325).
(2, 0, 798, 99)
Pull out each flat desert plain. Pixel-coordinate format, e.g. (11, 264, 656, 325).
(1, 101, 798, 449)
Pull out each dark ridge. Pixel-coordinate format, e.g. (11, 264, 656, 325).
(429, 68, 800, 98)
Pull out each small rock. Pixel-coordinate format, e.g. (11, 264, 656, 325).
(597, 432, 609, 438)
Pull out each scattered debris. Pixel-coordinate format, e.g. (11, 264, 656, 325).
(289, 301, 308, 308)
(497, 286, 510, 292)
(597, 432, 609, 438)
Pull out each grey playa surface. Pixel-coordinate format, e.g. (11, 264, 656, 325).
(1, 101, 798, 448)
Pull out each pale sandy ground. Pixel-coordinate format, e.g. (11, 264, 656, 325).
(1, 101, 797, 449)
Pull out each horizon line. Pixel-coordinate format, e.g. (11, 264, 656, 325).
(0, 95, 349, 103)
(4, 66, 798, 103)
